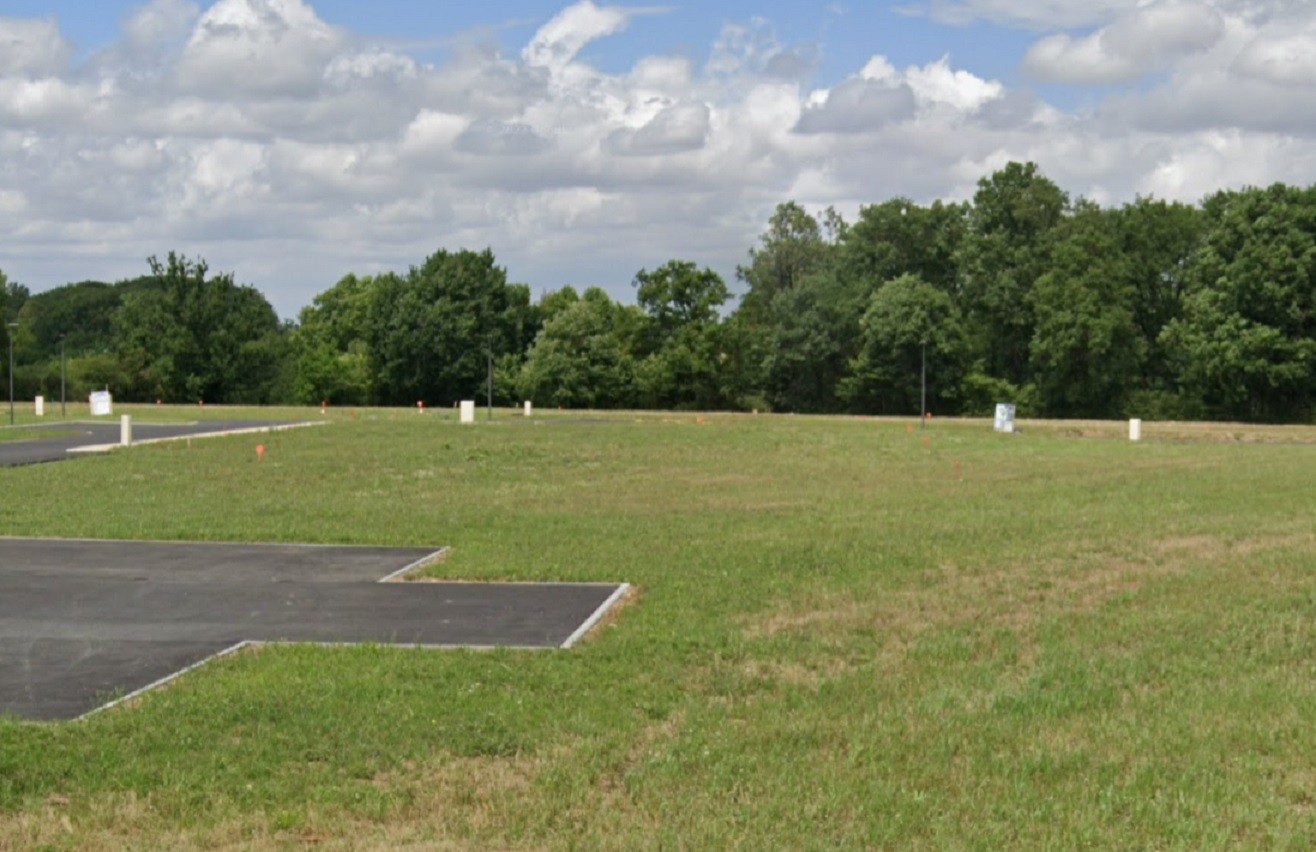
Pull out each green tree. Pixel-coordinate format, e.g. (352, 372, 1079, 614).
(293, 274, 376, 405)
(1029, 202, 1144, 417)
(737, 201, 837, 324)
(760, 270, 867, 413)
(113, 253, 283, 403)
(1117, 197, 1204, 391)
(840, 274, 966, 415)
(538, 286, 581, 325)
(633, 260, 733, 409)
(15, 281, 123, 362)
(2, 272, 29, 325)
(367, 248, 530, 406)
(517, 288, 644, 409)
(635, 260, 729, 337)
(959, 161, 1069, 386)
(1161, 184, 1316, 421)
(838, 198, 966, 294)
(732, 204, 849, 411)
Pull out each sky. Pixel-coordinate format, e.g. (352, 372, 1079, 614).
(2, 0, 1315, 318)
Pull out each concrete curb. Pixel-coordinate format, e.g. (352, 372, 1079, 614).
(561, 582, 632, 649)
(67, 421, 325, 454)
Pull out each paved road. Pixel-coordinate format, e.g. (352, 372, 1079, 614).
(0, 538, 625, 721)
(0, 420, 308, 466)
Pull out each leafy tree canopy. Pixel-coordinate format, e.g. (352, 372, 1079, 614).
(114, 252, 282, 403)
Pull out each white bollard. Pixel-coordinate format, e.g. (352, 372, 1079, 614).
(34, 396, 44, 417)
(524, 400, 533, 417)
(460, 400, 476, 424)
(1129, 418, 1142, 442)
(120, 415, 133, 446)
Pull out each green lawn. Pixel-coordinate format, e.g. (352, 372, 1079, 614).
(2, 407, 1315, 849)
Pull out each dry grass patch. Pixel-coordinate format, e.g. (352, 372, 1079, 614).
(1153, 531, 1316, 561)
(749, 527, 1316, 658)
(741, 541, 1215, 694)
(82, 750, 558, 850)
(745, 552, 1175, 645)
(739, 657, 855, 689)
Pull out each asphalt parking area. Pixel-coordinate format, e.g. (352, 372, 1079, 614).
(0, 538, 628, 721)
(0, 420, 314, 466)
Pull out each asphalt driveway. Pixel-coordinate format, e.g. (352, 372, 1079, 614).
(0, 420, 312, 466)
(0, 538, 627, 721)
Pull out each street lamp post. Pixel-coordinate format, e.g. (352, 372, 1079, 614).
(60, 334, 66, 418)
(7, 322, 17, 426)
(920, 340, 927, 429)
(486, 334, 494, 422)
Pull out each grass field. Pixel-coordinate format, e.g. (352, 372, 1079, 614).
(2, 405, 1315, 848)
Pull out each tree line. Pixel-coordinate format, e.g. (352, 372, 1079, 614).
(3, 161, 1315, 422)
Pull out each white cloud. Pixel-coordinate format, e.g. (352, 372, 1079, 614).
(0, 77, 95, 124)
(1233, 23, 1316, 85)
(628, 55, 694, 92)
(124, 0, 199, 46)
(610, 102, 711, 154)
(795, 54, 999, 135)
(186, 139, 266, 198)
(325, 50, 419, 85)
(0, 189, 27, 216)
(795, 77, 916, 134)
(1024, 1, 1225, 84)
(1135, 130, 1310, 199)
(177, 0, 344, 97)
(456, 120, 553, 157)
(906, 57, 1003, 110)
(705, 17, 813, 79)
(0, 18, 71, 76)
(859, 56, 899, 84)
(523, 1, 632, 71)
(402, 110, 470, 153)
(1087, 5, 1316, 135)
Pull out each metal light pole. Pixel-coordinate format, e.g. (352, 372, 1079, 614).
(7, 322, 17, 426)
(486, 336, 494, 422)
(60, 334, 66, 418)
(920, 340, 927, 429)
